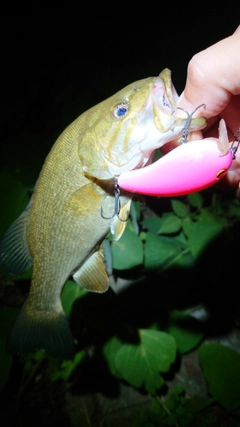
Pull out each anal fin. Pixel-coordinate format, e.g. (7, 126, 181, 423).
(73, 249, 109, 292)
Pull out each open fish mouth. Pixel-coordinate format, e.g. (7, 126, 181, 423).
(136, 72, 179, 133)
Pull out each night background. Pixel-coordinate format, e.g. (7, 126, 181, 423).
(1, 8, 239, 182)
(1, 6, 240, 427)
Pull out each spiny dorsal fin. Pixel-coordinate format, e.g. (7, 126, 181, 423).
(0, 207, 32, 276)
(73, 249, 109, 292)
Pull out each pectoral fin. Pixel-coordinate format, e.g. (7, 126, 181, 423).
(0, 206, 32, 276)
(73, 249, 109, 292)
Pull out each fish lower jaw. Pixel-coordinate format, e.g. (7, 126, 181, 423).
(105, 154, 145, 177)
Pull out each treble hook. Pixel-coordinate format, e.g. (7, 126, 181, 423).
(230, 128, 240, 159)
(101, 178, 129, 222)
(177, 104, 206, 144)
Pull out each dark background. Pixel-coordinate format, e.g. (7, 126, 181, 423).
(1, 6, 239, 184)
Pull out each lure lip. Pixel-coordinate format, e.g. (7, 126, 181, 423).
(118, 138, 233, 197)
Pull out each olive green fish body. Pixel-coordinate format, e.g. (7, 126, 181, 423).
(4, 123, 115, 359)
(0, 69, 206, 359)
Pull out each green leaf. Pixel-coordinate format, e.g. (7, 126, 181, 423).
(103, 336, 124, 377)
(187, 192, 203, 208)
(112, 230, 143, 270)
(182, 216, 222, 260)
(158, 213, 182, 235)
(115, 329, 177, 394)
(50, 349, 86, 381)
(144, 232, 179, 270)
(150, 398, 166, 418)
(167, 310, 204, 354)
(142, 216, 163, 234)
(198, 342, 240, 413)
(21, 350, 46, 374)
(61, 280, 88, 317)
(171, 199, 189, 218)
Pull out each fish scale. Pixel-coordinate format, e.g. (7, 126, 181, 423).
(0, 69, 206, 359)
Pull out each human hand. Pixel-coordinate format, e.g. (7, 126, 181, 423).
(165, 26, 240, 194)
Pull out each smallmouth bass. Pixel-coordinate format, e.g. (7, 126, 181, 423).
(0, 69, 206, 359)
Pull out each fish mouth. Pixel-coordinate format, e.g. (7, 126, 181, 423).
(150, 70, 179, 132)
(118, 69, 207, 194)
(137, 71, 206, 156)
(136, 74, 181, 141)
(151, 71, 206, 134)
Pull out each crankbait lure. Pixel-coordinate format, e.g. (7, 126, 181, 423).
(118, 119, 240, 197)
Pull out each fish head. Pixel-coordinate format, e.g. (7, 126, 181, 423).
(79, 69, 206, 180)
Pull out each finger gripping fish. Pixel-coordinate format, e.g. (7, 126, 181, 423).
(0, 69, 206, 359)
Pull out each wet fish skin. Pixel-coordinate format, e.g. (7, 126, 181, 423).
(0, 69, 206, 359)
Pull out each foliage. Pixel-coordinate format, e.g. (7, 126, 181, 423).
(134, 385, 217, 427)
(134, 343, 240, 426)
(166, 310, 204, 354)
(103, 330, 177, 394)
(111, 193, 232, 273)
(1, 168, 240, 425)
(198, 343, 240, 414)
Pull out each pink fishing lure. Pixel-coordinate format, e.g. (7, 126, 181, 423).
(118, 120, 235, 197)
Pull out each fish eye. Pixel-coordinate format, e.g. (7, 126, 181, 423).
(111, 102, 130, 119)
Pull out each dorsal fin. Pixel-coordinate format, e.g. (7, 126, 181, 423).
(0, 207, 32, 276)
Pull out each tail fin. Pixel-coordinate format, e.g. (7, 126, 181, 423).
(7, 302, 76, 360)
